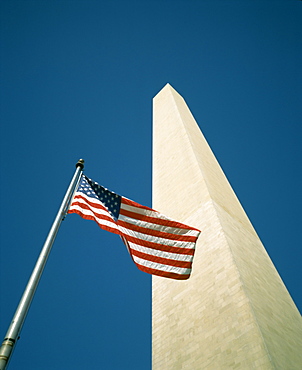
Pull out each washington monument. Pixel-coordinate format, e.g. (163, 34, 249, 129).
(152, 84, 302, 369)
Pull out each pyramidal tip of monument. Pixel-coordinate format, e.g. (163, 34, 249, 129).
(155, 83, 179, 98)
(163, 82, 175, 91)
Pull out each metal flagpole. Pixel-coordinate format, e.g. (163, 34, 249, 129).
(0, 159, 84, 370)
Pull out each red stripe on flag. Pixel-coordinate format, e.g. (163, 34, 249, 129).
(129, 249, 192, 269)
(69, 200, 113, 224)
(122, 197, 153, 211)
(68, 209, 120, 236)
(120, 207, 198, 231)
(118, 220, 197, 242)
(119, 234, 195, 255)
(72, 194, 108, 212)
(134, 263, 191, 280)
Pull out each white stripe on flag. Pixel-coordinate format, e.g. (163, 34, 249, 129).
(120, 201, 159, 218)
(132, 255, 191, 275)
(128, 241, 193, 261)
(69, 204, 119, 232)
(118, 214, 199, 236)
(118, 225, 196, 249)
(70, 199, 114, 219)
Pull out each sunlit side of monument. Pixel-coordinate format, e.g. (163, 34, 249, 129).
(152, 84, 302, 369)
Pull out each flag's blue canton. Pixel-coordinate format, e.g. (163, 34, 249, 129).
(77, 175, 121, 220)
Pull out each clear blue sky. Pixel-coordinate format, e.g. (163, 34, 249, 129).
(0, 1, 301, 369)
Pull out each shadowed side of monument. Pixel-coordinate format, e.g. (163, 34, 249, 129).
(152, 84, 302, 369)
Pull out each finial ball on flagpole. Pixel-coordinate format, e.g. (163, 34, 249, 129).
(76, 159, 85, 169)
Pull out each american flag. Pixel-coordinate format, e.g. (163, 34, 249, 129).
(68, 175, 200, 280)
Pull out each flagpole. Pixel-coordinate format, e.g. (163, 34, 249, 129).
(0, 159, 84, 370)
